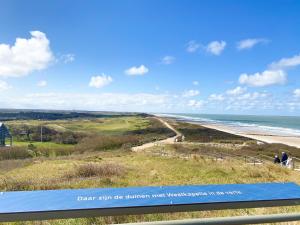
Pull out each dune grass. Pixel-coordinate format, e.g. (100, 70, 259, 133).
(6, 116, 150, 135)
(2, 117, 300, 224)
(1, 148, 300, 224)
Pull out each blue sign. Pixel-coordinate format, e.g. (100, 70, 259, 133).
(1, 182, 300, 221)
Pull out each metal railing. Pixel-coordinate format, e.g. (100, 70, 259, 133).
(117, 213, 300, 225)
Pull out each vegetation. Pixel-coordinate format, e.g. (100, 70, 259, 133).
(0, 113, 299, 224)
(172, 121, 252, 143)
(1, 150, 300, 224)
(0, 110, 148, 121)
(3, 116, 175, 159)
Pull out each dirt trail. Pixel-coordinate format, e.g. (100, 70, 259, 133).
(131, 117, 181, 152)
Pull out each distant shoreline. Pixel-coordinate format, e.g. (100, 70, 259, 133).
(157, 114, 300, 148)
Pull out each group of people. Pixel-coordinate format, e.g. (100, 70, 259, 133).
(274, 152, 293, 168)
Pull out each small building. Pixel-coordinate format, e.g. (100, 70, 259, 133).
(0, 122, 12, 147)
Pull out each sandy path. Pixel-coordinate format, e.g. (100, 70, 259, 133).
(131, 117, 181, 152)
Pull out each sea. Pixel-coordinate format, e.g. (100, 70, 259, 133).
(157, 113, 300, 137)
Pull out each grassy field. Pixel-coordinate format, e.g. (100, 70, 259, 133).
(6, 116, 150, 134)
(1, 150, 300, 224)
(1, 116, 175, 160)
(1, 116, 300, 224)
(13, 141, 73, 149)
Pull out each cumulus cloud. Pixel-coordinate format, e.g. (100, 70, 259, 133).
(193, 81, 199, 86)
(182, 89, 200, 97)
(186, 40, 201, 53)
(37, 80, 47, 87)
(226, 86, 247, 96)
(60, 54, 75, 63)
(125, 65, 149, 76)
(239, 70, 286, 87)
(209, 94, 224, 101)
(0, 92, 173, 112)
(237, 38, 269, 50)
(294, 89, 300, 98)
(188, 99, 203, 108)
(269, 54, 300, 70)
(0, 31, 53, 77)
(205, 88, 281, 112)
(206, 41, 226, 55)
(161, 56, 175, 65)
(89, 74, 113, 88)
(234, 92, 268, 101)
(0, 80, 11, 91)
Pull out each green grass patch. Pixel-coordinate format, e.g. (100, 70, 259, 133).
(13, 141, 73, 149)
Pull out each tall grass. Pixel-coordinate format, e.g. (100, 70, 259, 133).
(0, 147, 32, 160)
(65, 163, 126, 178)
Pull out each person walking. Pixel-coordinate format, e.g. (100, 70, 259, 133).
(286, 157, 294, 169)
(281, 152, 288, 166)
(274, 155, 281, 164)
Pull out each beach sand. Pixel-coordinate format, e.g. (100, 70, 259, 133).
(197, 122, 300, 148)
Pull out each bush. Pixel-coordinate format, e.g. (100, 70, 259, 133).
(65, 163, 126, 178)
(75, 135, 139, 153)
(28, 143, 37, 150)
(0, 176, 34, 191)
(0, 147, 32, 160)
(38, 147, 74, 157)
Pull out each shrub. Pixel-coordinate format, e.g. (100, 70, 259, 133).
(0, 147, 32, 160)
(75, 135, 139, 152)
(28, 143, 37, 150)
(65, 163, 126, 178)
(0, 176, 34, 191)
(38, 147, 74, 157)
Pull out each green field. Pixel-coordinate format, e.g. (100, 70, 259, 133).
(1, 116, 175, 160)
(6, 116, 150, 134)
(13, 141, 73, 149)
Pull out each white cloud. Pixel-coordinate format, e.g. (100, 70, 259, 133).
(206, 41, 226, 55)
(235, 92, 268, 101)
(188, 99, 203, 108)
(182, 89, 200, 97)
(269, 54, 300, 70)
(161, 56, 175, 65)
(186, 40, 201, 53)
(0, 31, 53, 77)
(226, 86, 247, 96)
(209, 94, 224, 101)
(89, 74, 113, 88)
(37, 80, 47, 87)
(61, 54, 75, 63)
(239, 70, 286, 87)
(0, 92, 173, 112)
(294, 89, 300, 98)
(193, 81, 199, 86)
(0, 80, 11, 91)
(125, 65, 149, 76)
(237, 38, 268, 50)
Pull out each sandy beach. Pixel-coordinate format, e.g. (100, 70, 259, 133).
(196, 122, 300, 148)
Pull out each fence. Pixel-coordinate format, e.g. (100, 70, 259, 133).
(1, 183, 300, 224)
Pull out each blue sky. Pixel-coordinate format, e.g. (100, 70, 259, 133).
(0, 0, 300, 115)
